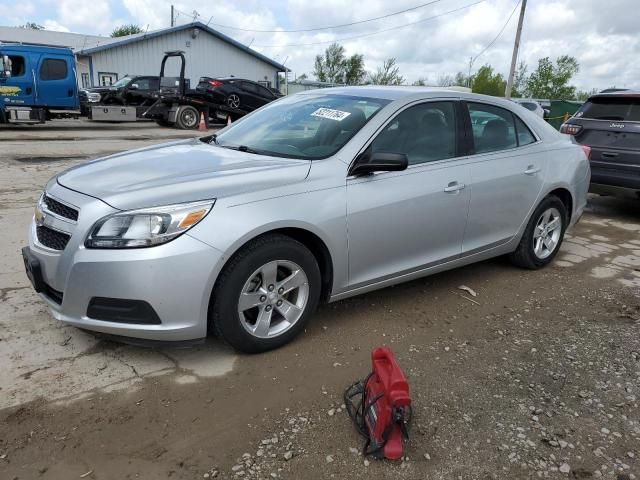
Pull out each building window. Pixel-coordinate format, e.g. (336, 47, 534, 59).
(81, 73, 90, 88)
(40, 58, 68, 81)
(98, 72, 118, 86)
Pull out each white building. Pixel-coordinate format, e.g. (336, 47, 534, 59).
(0, 22, 286, 89)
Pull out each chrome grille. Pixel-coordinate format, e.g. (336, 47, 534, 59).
(43, 195, 79, 221)
(36, 226, 71, 251)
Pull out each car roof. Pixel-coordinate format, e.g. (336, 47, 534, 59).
(589, 91, 640, 99)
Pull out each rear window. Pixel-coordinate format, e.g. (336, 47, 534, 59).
(576, 97, 640, 122)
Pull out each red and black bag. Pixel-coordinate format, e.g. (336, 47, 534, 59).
(344, 347, 412, 460)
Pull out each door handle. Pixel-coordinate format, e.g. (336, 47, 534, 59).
(601, 152, 619, 159)
(524, 165, 541, 175)
(444, 182, 465, 193)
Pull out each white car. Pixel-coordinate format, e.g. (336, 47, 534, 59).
(513, 99, 546, 118)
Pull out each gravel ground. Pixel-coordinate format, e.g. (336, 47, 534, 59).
(0, 121, 638, 480)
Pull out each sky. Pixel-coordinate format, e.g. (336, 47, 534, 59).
(1, 0, 638, 91)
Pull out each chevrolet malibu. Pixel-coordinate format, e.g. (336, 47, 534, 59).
(23, 87, 590, 353)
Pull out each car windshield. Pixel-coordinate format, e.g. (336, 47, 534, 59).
(112, 76, 132, 88)
(577, 96, 640, 121)
(213, 94, 390, 159)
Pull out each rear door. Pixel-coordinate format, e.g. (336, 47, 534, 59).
(462, 101, 547, 252)
(36, 53, 77, 108)
(0, 50, 34, 106)
(571, 96, 640, 188)
(240, 81, 261, 110)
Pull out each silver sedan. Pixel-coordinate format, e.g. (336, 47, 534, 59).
(23, 87, 590, 352)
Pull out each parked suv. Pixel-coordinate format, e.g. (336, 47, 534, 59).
(195, 77, 279, 112)
(561, 92, 640, 198)
(88, 75, 159, 105)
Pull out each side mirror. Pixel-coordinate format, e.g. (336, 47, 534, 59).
(350, 152, 409, 176)
(129, 83, 139, 90)
(1, 55, 11, 78)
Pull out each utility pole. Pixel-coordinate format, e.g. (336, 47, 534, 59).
(170, 5, 175, 27)
(505, 0, 527, 99)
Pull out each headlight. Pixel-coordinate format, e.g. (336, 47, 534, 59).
(85, 200, 214, 248)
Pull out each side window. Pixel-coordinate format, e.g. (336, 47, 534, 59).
(40, 58, 68, 81)
(257, 85, 273, 98)
(371, 102, 457, 165)
(134, 78, 150, 90)
(468, 103, 517, 154)
(514, 115, 536, 146)
(242, 82, 258, 94)
(9, 56, 26, 77)
(149, 78, 159, 90)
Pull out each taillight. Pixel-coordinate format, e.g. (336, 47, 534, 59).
(580, 145, 591, 160)
(560, 123, 582, 135)
(208, 80, 222, 88)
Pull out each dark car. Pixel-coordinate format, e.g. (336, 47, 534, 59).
(89, 75, 159, 105)
(561, 92, 640, 199)
(195, 77, 279, 112)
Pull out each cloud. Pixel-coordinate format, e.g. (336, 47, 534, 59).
(2, 0, 638, 91)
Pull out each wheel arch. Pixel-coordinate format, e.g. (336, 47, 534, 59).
(547, 187, 574, 223)
(209, 226, 335, 312)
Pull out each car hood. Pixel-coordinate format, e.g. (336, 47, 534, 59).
(56, 138, 311, 210)
(88, 86, 118, 94)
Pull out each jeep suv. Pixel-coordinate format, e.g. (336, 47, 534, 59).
(561, 92, 640, 199)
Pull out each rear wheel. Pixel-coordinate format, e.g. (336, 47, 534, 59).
(176, 105, 199, 129)
(210, 234, 321, 353)
(509, 195, 568, 269)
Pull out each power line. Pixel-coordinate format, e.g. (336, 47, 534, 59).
(252, 0, 486, 48)
(207, 0, 445, 33)
(470, 0, 521, 66)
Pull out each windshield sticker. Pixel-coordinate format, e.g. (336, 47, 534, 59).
(311, 107, 351, 122)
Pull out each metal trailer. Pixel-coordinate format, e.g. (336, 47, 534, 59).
(141, 51, 246, 129)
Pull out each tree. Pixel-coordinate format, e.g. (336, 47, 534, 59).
(412, 77, 428, 86)
(20, 22, 44, 29)
(313, 43, 365, 85)
(526, 55, 579, 99)
(111, 24, 144, 37)
(575, 88, 598, 102)
(437, 74, 455, 87)
(454, 72, 469, 87)
(511, 61, 528, 98)
(297, 73, 308, 81)
(343, 54, 366, 86)
(367, 58, 404, 85)
(471, 65, 505, 96)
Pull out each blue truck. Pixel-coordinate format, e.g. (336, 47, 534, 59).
(0, 44, 80, 124)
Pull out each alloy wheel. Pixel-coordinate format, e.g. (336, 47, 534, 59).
(237, 260, 309, 339)
(532, 207, 562, 259)
(227, 94, 241, 109)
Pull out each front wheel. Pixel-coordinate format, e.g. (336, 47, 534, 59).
(509, 195, 568, 269)
(210, 234, 321, 353)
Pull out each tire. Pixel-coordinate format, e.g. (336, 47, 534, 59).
(226, 93, 241, 109)
(509, 195, 568, 269)
(210, 234, 321, 353)
(176, 105, 200, 129)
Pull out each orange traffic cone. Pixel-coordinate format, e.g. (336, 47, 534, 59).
(227, 115, 232, 126)
(198, 112, 206, 130)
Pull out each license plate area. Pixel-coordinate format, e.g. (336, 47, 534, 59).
(21, 246, 46, 293)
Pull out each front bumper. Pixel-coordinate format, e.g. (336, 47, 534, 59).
(26, 184, 225, 342)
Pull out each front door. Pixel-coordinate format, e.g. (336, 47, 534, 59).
(346, 100, 470, 288)
(36, 54, 77, 108)
(462, 101, 547, 252)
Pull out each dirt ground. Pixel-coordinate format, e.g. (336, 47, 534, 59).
(1, 120, 639, 480)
